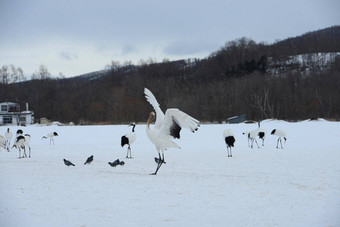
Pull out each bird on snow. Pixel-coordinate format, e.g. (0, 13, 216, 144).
(271, 129, 287, 149)
(84, 155, 94, 165)
(108, 159, 121, 167)
(144, 88, 200, 175)
(121, 123, 136, 159)
(42, 132, 59, 145)
(223, 129, 235, 157)
(63, 159, 75, 167)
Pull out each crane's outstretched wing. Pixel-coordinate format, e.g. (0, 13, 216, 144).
(160, 108, 200, 139)
(144, 88, 164, 129)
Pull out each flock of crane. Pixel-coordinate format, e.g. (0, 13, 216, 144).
(0, 88, 287, 175)
(0, 129, 58, 158)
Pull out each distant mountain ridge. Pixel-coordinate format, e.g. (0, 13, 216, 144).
(68, 26, 340, 81)
(2, 26, 340, 124)
(270, 25, 340, 55)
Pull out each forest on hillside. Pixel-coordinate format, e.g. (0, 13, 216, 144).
(1, 26, 340, 124)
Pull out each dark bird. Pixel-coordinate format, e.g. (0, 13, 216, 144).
(84, 155, 94, 165)
(108, 159, 120, 167)
(119, 160, 125, 166)
(64, 159, 75, 166)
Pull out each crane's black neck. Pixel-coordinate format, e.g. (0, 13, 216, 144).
(131, 125, 136, 132)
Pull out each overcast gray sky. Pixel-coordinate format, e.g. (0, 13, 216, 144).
(0, 0, 339, 77)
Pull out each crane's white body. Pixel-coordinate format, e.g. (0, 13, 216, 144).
(4, 128, 13, 150)
(223, 129, 234, 138)
(271, 129, 287, 148)
(144, 88, 199, 174)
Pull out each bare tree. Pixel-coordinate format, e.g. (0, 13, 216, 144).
(0, 65, 9, 84)
(32, 65, 51, 80)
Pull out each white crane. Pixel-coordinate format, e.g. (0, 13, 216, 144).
(144, 88, 200, 175)
(121, 123, 137, 159)
(243, 129, 260, 148)
(271, 129, 287, 149)
(42, 132, 58, 145)
(258, 121, 266, 146)
(12, 135, 26, 158)
(4, 128, 13, 151)
(223, 129, 235, 157)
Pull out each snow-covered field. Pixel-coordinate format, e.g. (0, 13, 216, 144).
(1, 120, 339, 227)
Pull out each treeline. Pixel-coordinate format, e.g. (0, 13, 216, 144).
(1, 26, 340, 124)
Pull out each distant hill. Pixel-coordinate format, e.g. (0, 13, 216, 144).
(1, 26, 340, 124)
(270, 25, 340, 55)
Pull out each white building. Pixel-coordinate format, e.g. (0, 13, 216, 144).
(0, 102, 34, 125)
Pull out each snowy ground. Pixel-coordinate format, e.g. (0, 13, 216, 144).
(0, 120, 339, 227)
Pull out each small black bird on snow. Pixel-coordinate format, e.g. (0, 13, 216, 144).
(108, 159, 125, 167)
(64, 159, 75, 166)
(84, 155, 94, 165)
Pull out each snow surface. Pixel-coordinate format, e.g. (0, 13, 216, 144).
(1, 120, 339, 227)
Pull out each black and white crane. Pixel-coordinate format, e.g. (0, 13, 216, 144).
(121, 123, 136, 159)
(223, 129, 235, 157)
(42, 132, 58, 145)
(271, 129, 287, 149)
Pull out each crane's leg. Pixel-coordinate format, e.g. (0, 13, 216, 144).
(126, 146, 129, 158)
(151, 153, 162, 175)
(6, 141, 10, 152)
(254, 139, 260, 149)
(126, 145, 132, 159)
(151, 153, 165, 175)
(227, 146, 231, 157)
(28, 145, 31, 158)
(23, 147, 27, 158)
(6, 140, 10, 151)
(279, 138, 283, 149)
